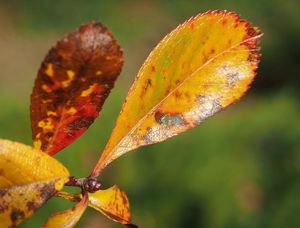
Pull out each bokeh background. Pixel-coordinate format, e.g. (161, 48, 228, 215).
(0, 0, 299, 227)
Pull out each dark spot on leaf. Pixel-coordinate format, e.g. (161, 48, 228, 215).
(121, 192, 128, 205)
(247, 27, 258, 36)
(154, 111, 164, 123)
(68, 117, 95, 130)
(151, 66, 155, 72)
(39, 181, 56, 199)
(184, 92, 190, 98)
(247, 52, 259, 62)
(196, 95, 206, 104)
(222, 19, 228, 25)
(202, 53, 208, 62)
(190, 21, 195, 30)
(147, 79, 152, 86)
(174, 91, 181, 98)
(10, 209, 25, 222)
(46, 132, 54, 137)
(26, 201, 38, 211)
(0, 189, 7, 197)
(41, 75, 54, 85)
(155, 111, 186, 126)
(141, 79, 152, 96)
(164, 87, 171, 96)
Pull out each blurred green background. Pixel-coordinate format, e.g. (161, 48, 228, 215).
(0, 0, 299, 227)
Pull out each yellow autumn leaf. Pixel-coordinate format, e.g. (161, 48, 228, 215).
(57, 185, 131, 225)
(91, 10, 262, 176)
(88, 185, 131, 224)
(0, 177, 68, 227)
(0, 139, 70, 188)
(43, 193, 88, 228)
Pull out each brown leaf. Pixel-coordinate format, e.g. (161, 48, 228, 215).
(30, 22, 123, 155)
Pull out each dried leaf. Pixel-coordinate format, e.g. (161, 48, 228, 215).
(0, 139, 70, 188)
(92, 10, 262, 175)
(43, 193, 88, 228)
(57, 185, 131, 225)
(31, 22, 123, 155)
(0, 177, 68, 227)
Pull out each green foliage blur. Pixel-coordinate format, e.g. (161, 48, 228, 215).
(0, 0, 299, 227)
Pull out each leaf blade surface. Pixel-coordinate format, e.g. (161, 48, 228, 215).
(31, 22, 123, 155)
(43, 193, 88, 228)
(0, 139, 69, 188)
(57, 185, 131, 224)
(0, 177, 68, 227)
(92, 11, 262, 175)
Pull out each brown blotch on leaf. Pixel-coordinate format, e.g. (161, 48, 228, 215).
(68, 117, 95, 130)
(155, 111, 186, 127)
(10, 209, 25, 222)
(184, 91, 190, 98)
(175, 79, 181, 85)
(140, 79, 152, 97)
(26, 201, 38, 211)
(174, 91, 181, 98)
(247, 52, 260, 62)
(154, 111, 164, 124)
(39, 181, 56, 200)
(0, 189, 7, 197)
(247, 26, 259, 37)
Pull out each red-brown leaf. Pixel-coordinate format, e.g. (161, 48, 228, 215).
(30, 22, 123, 155)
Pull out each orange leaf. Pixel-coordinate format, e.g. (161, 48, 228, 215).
(0, 177, 68, 227)
(31, 22, 123, 155)
(43, 193, 88, 228)
(87, 185, 131, 224)
(57, 185, 132, 225)
(0, 139, 70, 188)
(92, 10, 262, 176)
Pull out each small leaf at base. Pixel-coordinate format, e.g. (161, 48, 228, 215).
(43, 192, 88, 228)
